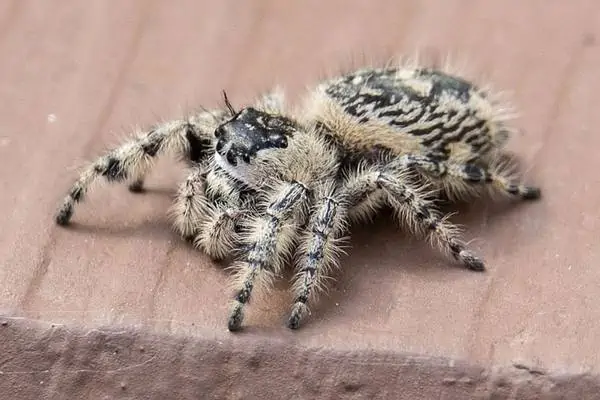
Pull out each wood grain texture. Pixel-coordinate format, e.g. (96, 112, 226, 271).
(1, 0, 599, 398)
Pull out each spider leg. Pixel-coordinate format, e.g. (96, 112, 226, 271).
(379, 160, 484, 270)
(172, 164, 252, 260)
(171, 166, 207, 241)
(287, 156, 486, 329)
(228, 181, 309, 332)
(286, 154, 488, 329)
(343, 160, 485, 271)
(55, 110, 226, 225)
(399, 154, 541, 201)
(288, 185, 346, 329)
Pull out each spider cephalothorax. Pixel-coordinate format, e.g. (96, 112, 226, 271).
(214, 106, 300, 187)
(55, 60, 540, 331)
(216, 108, 296, 164)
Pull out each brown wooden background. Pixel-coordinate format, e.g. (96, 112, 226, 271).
(1, 1, 599, 398)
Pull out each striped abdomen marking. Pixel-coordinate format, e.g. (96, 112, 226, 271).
(324, 67, 497, 160)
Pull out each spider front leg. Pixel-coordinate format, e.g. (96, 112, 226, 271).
(228, 181, 309, 332)
(399, 154, 541, 201)
(288, 183, 347, 329)
(55, 110, 227, 225)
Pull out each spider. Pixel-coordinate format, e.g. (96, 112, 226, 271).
(55, 61, 541, 331)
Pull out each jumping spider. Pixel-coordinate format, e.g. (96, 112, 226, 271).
(55, 61, 540, 331)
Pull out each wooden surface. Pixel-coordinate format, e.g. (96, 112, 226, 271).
(1, 1, 600, 398)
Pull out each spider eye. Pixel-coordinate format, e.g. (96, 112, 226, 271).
(269, 134, 288, 148)
(216, 138, 225, 152)
(215, 126, 226, 138)
(226, 151, 237, 166)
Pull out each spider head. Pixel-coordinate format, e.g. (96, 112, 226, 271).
(214, 107, 297, 167)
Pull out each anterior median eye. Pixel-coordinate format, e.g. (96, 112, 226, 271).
(226, 151, 237, 166)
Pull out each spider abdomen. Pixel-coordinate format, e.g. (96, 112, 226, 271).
(309, 67, 512, 164)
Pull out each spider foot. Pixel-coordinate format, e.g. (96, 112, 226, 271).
(459, 250, 485, 272)
(287, 302, 309, 330)
(128, 179, 145, 193)
(227, 301, 245, 332)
